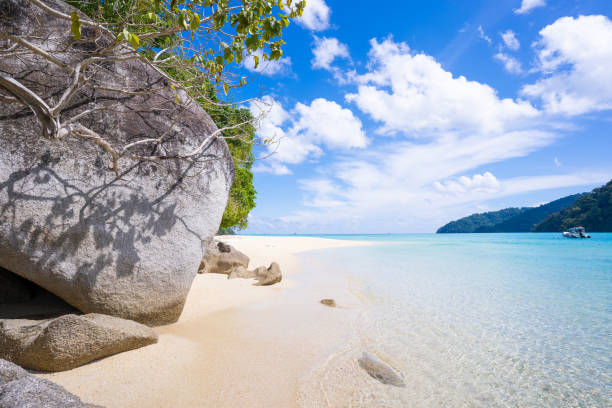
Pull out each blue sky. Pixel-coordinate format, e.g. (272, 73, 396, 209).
(232, 0, 612, 233)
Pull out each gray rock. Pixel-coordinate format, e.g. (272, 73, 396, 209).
(0, 358, 101, 407)
(0, 313, 158, 372)
(0, 358, 27, 386)
(254, 262, 282, 286)
(0, 0, 234, 325)
(0, 267, 34, 304)
(358, 352, 406, 387)
(227, 265, 254, 279)
(199, 240, 250, 275)
(226, 262, 283, 286)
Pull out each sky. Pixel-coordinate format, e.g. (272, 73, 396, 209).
(232, 0, 612, 234)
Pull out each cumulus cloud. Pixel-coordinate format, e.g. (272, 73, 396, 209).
(297, 0, 331, 31)
(247, 31, 611, 233)
(251, 37, 609, 233)
(249, 96, 366, 175)
(521, 15, 612, 115)
(242, 49, 292, 76)
(494, 52, 523, 74)
(434, 172, 501, 195)
(345, 37, 538, 136)
(501, 30, 520, 50)
(311, 37, 350, 70)
(515, 0, 546, 15)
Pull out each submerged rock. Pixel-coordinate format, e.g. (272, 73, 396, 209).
(358, 352, 406, 387)
(0, 0, 234, 326)
(0, 358, 102, 407)
(320, 299, 336, 307)
(199, 240, 250, 275)
(0, 314, 157, 372)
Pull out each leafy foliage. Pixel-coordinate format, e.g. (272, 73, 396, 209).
(201, 87, 256, 231)
(67, 0, 305, 94)
(534, 180, 612, 232)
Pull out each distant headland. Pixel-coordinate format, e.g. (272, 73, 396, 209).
(437, 179, 612, 233)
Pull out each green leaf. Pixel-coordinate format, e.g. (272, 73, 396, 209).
(70, 11, 82, 40)
(223, 47, 234, 63)
(223, 82, 229, 95)
(180, 14, 189, 29)
(129, 33, 140, 48)
(253, 55, 259, 69)
(191, 13, 201, 30)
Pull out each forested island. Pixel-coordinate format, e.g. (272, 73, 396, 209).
(437, 180, 612, 233)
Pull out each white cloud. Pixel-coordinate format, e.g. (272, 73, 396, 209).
(521, 15, 612, 115)
(345, 37, 538, 136)
(494, 52, 523, 74)
(311, 37, 350, 70)
(515, 0, 546, 15)
(247, 34, 611, 233)
(293, 99, 367, 149)
(297, 0, 331, 31)
(249, 96, 366, 174)
(554, 157, 561, 167)
(478, 25, 492, 44)
(434, 172, 501, 195)
(253, 162, 293, 176)
(250, 37, 611, 233)
(243, 49, 292, 76)
(501, 30, 520, 50)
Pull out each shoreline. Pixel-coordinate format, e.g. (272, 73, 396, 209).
(37, 236, 372, 408)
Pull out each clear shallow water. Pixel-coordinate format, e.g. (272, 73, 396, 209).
(295, 233, 612, 407)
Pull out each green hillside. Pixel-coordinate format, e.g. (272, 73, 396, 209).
(436, 208, 525, 233)
(475, 194, 582, 232)
(534, 181, 612, 232)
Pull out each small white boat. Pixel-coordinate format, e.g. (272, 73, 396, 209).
(563, 227, 591, 238)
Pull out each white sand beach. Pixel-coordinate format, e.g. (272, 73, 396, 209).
(37, 236, 372, 408)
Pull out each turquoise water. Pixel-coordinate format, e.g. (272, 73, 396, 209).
(296, 233, 612, 407)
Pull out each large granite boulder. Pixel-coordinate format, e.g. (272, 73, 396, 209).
(0, 358, 102, 407)
(199, 240, 250, 275)
(0, 313, 158, 371)
(0, 0, 234, 325)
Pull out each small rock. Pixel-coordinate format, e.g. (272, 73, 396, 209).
(254, 262, 282, 286)
(358, 352, 406, 387)
(0, 358, 101, 407)
(199, 240, 250, 275)
(227, 265, 254, 280)
(0, 314, 158, 372)
(320, 299, 336, 307)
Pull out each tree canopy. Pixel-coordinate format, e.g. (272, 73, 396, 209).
(534, 180, 612, 232)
